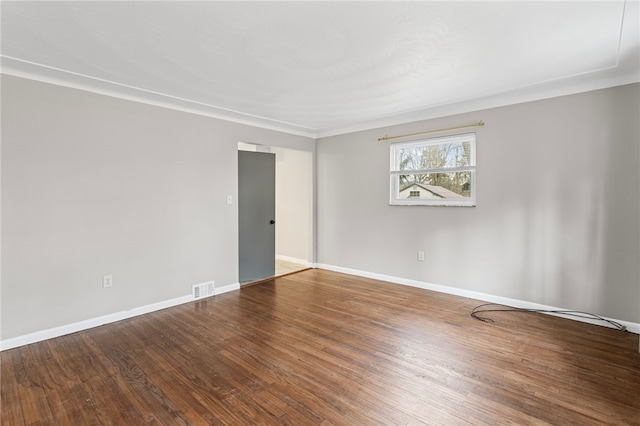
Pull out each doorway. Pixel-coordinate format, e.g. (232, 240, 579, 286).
(238, 143, 313, 283)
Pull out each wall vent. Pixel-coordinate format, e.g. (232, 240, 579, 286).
(193, 281, 215, 299)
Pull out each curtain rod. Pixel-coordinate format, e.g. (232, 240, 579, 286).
(378, 120, 485, 142)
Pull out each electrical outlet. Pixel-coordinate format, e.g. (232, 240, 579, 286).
(103, 275, 113, 288)
(417, 251, 425, 261)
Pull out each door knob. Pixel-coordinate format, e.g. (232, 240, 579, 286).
(270, 220, 276, 224)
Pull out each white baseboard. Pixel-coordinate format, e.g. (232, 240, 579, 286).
(276, 254, 312, 267)
(215, 282, 240, 295)
(3, 266, 635, 352)
(1, 282, 242, 352)
(316, 263, 640, 335)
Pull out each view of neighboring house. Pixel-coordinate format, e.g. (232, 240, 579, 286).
(399, 182, 468, 199)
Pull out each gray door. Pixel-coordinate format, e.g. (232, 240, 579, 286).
(238, 151, 276, 283)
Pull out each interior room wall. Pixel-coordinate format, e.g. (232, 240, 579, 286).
(273, 147, 313, 264)
(1, 75, 314, 341)
(316, 83, 639, 323)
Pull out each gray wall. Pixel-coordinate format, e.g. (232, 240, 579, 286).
(1, 75, 314, 339)
(3, 74, 638, 341)
(317, 84, 639, 323)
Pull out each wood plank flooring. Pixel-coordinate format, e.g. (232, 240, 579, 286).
(275, 259, 309, 277)
(2, 269, 639, 425)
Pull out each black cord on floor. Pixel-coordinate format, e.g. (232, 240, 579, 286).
(470, 303, 628, 332)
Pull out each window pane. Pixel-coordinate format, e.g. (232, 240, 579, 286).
(398, 141, 471, 171)
(390, 133, 476, 206)
(398, 172, 472, 199)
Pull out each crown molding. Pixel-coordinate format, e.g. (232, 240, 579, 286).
(0, 56, 318, 139)
(315, 67, 640, 139)
(2, 55, 638, 141)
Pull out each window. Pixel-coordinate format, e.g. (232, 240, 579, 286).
(390, 133, 476, 206)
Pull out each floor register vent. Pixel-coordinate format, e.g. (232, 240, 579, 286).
(193, 281, 215, 299)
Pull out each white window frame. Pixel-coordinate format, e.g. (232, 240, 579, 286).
(389, 133, 476, 207)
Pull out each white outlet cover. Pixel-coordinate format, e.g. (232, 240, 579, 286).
(103, 275, 113, 288)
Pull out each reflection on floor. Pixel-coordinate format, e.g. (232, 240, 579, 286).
(275, 258, 310, 276)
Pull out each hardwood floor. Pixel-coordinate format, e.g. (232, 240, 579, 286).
(275, 259, 309, 277)
(2, 269, 639, 425)
(240, 259, 310, 288)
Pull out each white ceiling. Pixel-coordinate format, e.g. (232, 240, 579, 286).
(2, 1, 639, 138)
